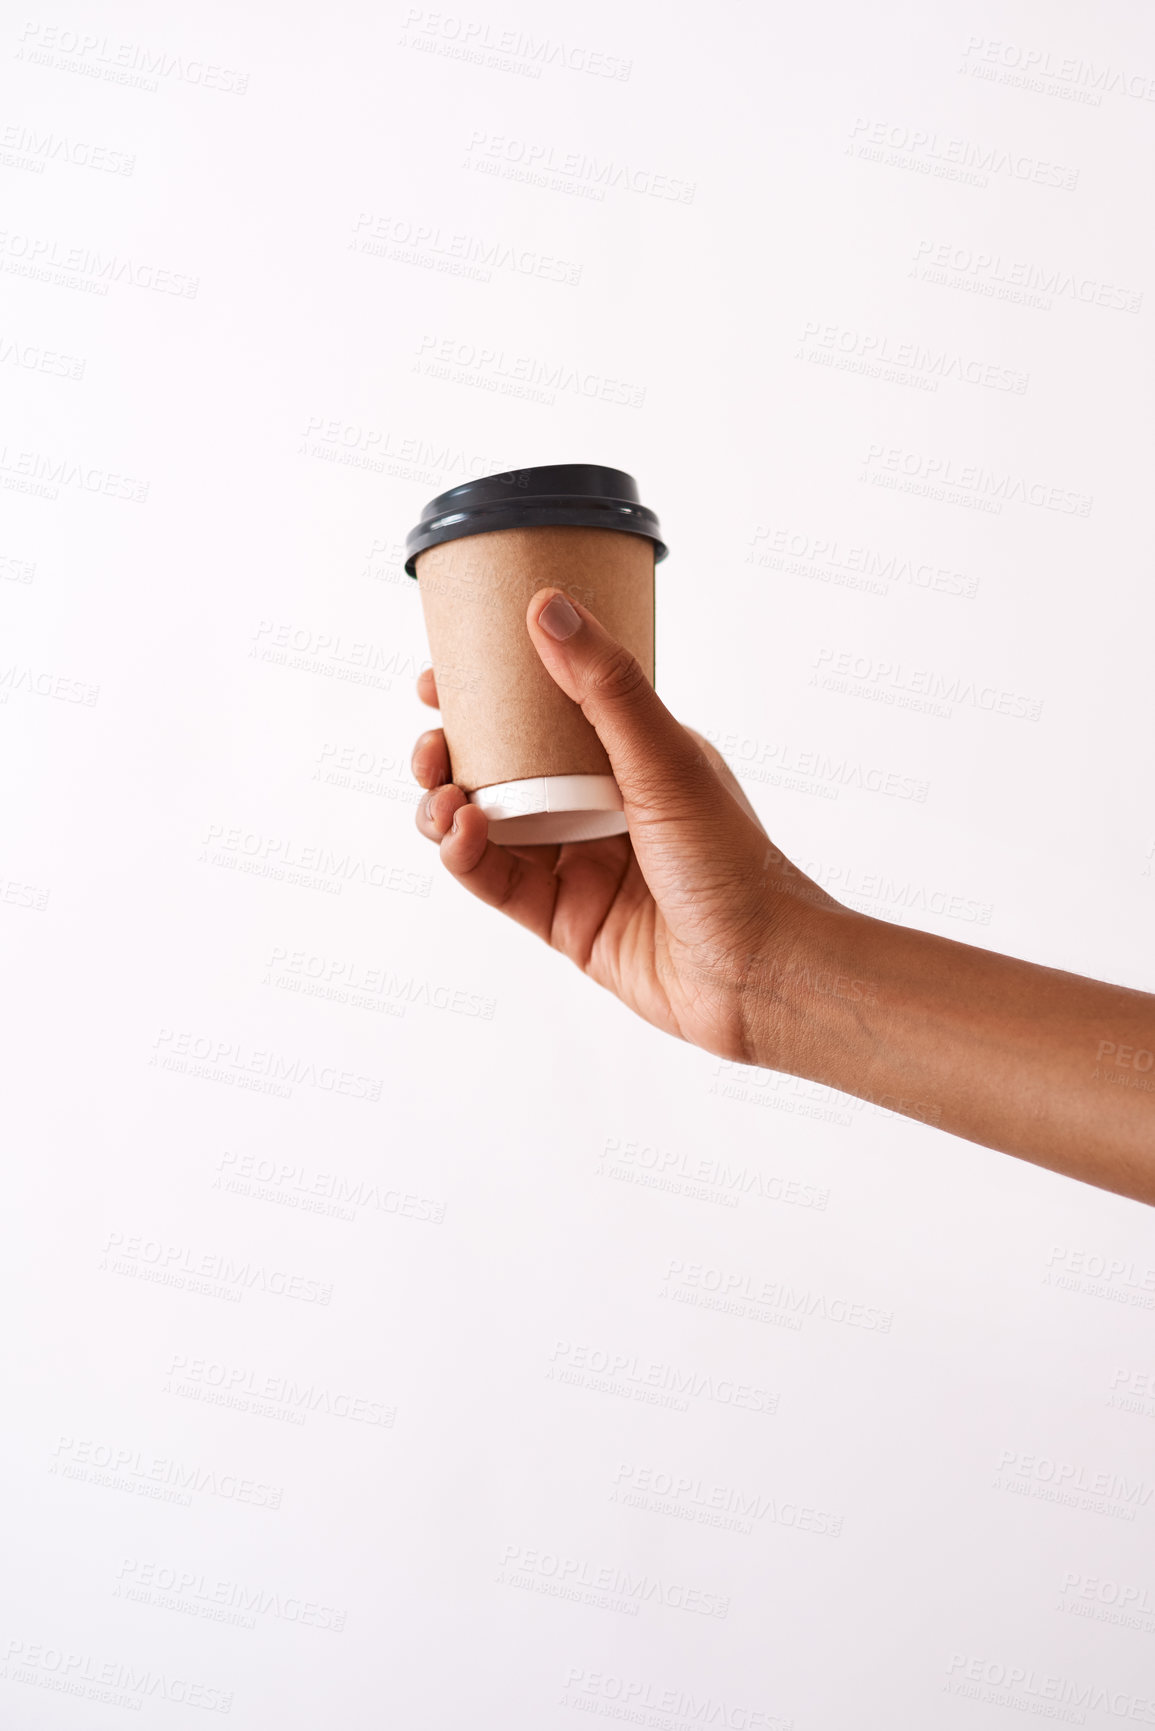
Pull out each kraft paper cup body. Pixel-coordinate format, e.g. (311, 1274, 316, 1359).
(414, 524, 655, 844)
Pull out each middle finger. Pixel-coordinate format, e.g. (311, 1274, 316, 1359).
(411, 727, 450, 791)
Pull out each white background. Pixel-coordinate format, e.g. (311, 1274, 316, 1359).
(3, 1, 1155, 1726)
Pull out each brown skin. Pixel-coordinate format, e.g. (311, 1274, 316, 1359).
(412, 588, 1155, 1207)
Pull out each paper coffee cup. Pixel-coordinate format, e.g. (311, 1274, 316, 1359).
(405, 465, 667, 845)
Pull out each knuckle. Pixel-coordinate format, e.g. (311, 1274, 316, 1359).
(684, 727, 722, 770)
(584, 642, 649, 708)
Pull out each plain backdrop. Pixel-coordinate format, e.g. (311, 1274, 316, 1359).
(3, 1, 1155, 1726)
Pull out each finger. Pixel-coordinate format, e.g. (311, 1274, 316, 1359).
(683, 727, 766, 832)
(500, 839, 562, 871)
(525, 588, 740, 836)
(680, 735, 821, 907)
(433, 800, 564, 945)
(417, 665, 438, 708)
(411, 727, 449, 792)
(416, 782, 467, 842)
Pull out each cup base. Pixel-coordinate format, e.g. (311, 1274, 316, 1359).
(469, 774, 628, 846)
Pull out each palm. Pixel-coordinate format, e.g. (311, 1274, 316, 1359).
(412, 666, 777, 1062)
(512, 833, 679, 1031)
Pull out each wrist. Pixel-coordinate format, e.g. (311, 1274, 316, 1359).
(738, 900, 878, 1077)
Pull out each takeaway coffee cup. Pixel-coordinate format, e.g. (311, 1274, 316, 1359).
(405, 464, 667, 845)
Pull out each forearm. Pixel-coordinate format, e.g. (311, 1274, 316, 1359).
(759, 904, 1155, 1204)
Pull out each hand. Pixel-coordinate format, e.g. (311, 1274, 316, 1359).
(411, 587, 837, 1066)
(411, 587, 1155, 1199)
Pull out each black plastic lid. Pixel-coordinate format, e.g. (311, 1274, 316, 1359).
(404, 463, 667, 576)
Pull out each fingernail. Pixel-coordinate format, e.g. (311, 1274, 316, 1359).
(424, 792, 439, 828)
(450, 809, 460, 836)
(538, 594, 581, 641)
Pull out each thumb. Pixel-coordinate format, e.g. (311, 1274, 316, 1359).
(526, 586, 736, 832)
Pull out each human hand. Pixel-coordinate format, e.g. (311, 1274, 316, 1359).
(411, 587, 839, 1066)
(410, 585, 1155, 1196)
